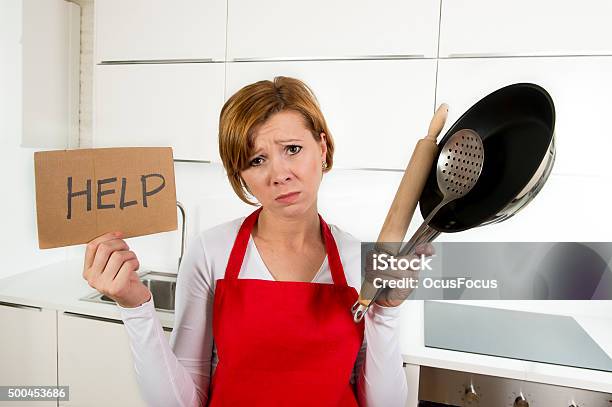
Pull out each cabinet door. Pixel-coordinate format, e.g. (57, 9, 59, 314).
(440, 0, 612, 57)
(226, 59, 437, 169)
(94, 63, 225, 161)
(95, 0, 226, 62)
(58, 311, 172, 407)
(21, 0, 80, 148)
(0, 303, 57, 407)
(435, 57, 612, 241)
(436, 57, 612, 178)
(435, 173, 612, 242)
(404, 363, 420, 407)
(227, 0, 440, 60)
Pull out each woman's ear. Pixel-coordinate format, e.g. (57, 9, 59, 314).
(319, 132, 328, 160)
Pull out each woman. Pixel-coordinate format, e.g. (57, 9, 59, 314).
(82, 76, 431, 406)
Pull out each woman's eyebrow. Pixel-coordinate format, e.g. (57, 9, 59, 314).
(252, 138, 302, 156)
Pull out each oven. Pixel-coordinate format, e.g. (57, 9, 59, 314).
(417, 366, 612, 407)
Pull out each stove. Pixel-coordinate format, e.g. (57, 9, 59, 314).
(418, 366, 612, 407)
(424, 301, 612, 372)
(418, 301, 612, 406)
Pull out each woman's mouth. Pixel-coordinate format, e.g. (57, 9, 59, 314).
(275, 192, 300, 204)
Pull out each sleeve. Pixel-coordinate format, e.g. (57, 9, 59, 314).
(354, 303, 408, 407)
(117, 232, 215, 407)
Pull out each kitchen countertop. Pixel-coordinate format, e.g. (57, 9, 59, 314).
(399, 301, 612, 394)
(1, 259, 611, 394)
(0, 258, 175, 329)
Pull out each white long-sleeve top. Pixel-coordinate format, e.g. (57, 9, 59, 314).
(117, 215, 408, 407)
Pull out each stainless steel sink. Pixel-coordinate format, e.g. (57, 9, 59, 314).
(80, 270, 176, 313)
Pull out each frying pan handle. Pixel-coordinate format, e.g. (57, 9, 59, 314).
(399, 223, 441, 257)
(352, 224, 440, 323)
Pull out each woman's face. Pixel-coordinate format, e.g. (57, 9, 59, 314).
(240, 109, 327, 217)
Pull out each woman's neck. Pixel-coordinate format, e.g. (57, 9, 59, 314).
(254, 204, 321, 249)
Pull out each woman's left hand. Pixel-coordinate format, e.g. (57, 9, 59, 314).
(360, 243, 435, 308)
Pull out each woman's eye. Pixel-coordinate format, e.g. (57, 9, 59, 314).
(250, 157, 264, 167)
(286, 145, 302, 155)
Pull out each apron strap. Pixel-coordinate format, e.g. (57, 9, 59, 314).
(225, 207, 262, 281)
(318, 214, 348, 286)
(225, 207, 348, 286)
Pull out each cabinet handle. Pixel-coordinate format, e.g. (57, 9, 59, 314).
(63, 311, 124, 324)
(446, 52, 612, 58)
(231, 54, 426, 62)
(446, 52, 557, 58)
(63, 311, 173, 332)
(99, 58, 215, 65)
(337, 166, 406, 172)
(446, 52, 513, 58)
(0, 301, 42, 311)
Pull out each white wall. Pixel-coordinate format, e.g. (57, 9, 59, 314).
(4, 1, 612, 321)
(87, 1, 612, 323)
(0, 0, 68, 279)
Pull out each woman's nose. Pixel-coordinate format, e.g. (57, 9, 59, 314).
(269, 157, 293, 184)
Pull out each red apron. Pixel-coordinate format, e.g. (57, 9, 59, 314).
(208, 207, 365, 407)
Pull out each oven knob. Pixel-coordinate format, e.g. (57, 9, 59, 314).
(513, 395, 529, 407)
(464, 383, 479, 402)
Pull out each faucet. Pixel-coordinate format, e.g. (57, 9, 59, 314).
(177, 201, 186, 273)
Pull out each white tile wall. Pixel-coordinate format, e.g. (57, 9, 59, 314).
(6, 1, 612, 321)
(1, 0, 68, 279)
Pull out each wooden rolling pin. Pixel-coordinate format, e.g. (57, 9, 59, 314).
(375, 104, 448, 255)
(355, 104, 448, 310)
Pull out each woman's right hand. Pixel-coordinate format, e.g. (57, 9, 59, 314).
(82, 231, 152, 308)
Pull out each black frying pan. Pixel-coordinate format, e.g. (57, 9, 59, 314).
(419, 83, 556, 233)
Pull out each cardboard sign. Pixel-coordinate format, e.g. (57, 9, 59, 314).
(34, 147, 177, 249)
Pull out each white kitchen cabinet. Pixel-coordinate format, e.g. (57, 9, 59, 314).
(434, 58, 612, 243)
(0, 303, 57, 407)
(57, 311, 172, 407)
(435, 56, 612, 178)
(94, 63, 225, 161)
(227, 0, 440, 60)
(404, 363, 420, 407)
(21, 0, 80, 149)
(435, 173, 612, 242)
(439, 0, 612, 57)
(94, 0, 226, 62)
(226, 59, 437, 169)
